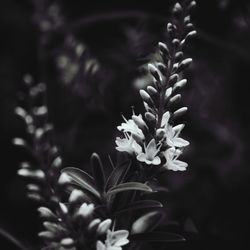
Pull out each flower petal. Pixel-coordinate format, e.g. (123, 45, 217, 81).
(137, 153, 147, 163)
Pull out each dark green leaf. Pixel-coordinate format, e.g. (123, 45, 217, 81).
(130, 232, 185, 242)
(116, 200, 163, 215)
(131, 211, 165, 234)
(105, 160, 131, 191)
(61, 167, 100, 198)
(91, 153, 106, 193)
(107, 182, 152, 197)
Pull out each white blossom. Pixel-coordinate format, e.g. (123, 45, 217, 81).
(160, 111, 189, 148)
(163, 147, 188, 171)
(115, 133, 142, 155)
(117, 116, 145, 140)
(137, 139, 161, 165)
(96, 229, 129, 250)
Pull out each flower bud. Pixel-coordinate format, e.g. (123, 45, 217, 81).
(61, 238, 75, 248)
(173, 79, 187, 91)
(88, 218, 101, 232)
(38, 231, 55, 240)
(69, 189, 85, 203)
(156, 129, 165, 140)
(97, 219, 112, 235)
(173, 107, 188, 118)
(38, 207, 58, 220)
(177, 58, 192, 73)
(158, 42, 169, 57)
(132, 115, 148, 130)
(169, 74, 178, 85)
(145, 112, 156, 122)
(52, 156, 62, 168)
(170, 94, 181, 104)
(147, 86, 158, 96)
(148, 64, 162, 82)
(18, 169, 45, 180)
(77, 203, 94, 218)
(13, 138, 26, 147)
(58, 172, 71, 185)
(139, 90, 153, 105)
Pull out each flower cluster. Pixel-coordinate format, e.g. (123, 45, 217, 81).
(116, 1, 196, 172)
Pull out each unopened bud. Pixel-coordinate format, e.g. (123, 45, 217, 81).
(58, 173, 71, 185)
(97, 219, 112, 235)
(177, 58, 192, 73)
(165, 87, 172, 99)
(38, 207, 57, 220)
(147, 86, 158, 96)
(88, 218, 101, 232)
(170, 94, 181, 104)
(52, 156, 62, 168)
(148, 64, 162, 82)
(59, 202, 68, 214)
(175, 52, 184, 62)
(173, 79, 187, 91)
(13, 138, 26, 147)
(77, 203, 94, 218)
(132, 115, 148, 130)
(169, 74, 179, 85)
(156, 129, 166, 139)
(27, 184, 40, 192)
(156, 62, 167, 75)
(172, 2, 183, 15)
(38, 231, 56, 240)
(32, 106, 48, 116)
(173, 107, 188, 117)
(61, 238, 74, 248)
(18, 169, 45, 180)
(145, 112, 156, 122)
(69, 189, 85, 203)
(158, 42, 169, 57)
(140, 90, 152, 104)
(188, 1, 196, 11)
(172, 39, 180, 49)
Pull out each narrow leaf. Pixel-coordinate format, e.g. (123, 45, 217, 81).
(91, 153, 106, 192)
(107, 182, 152, 197)
(61, 167, 100, 198)
(116, 200, 162, 215)
(131, 211, 165, 234)
(105, 160, 131, 191)
(130, 232, 185, 242)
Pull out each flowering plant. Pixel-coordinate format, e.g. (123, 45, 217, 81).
(11, 1, 196, 249)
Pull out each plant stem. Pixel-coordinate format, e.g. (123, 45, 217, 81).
(0, 227, 30, 250)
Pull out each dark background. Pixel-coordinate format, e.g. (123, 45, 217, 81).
(1, 0, 250, 249)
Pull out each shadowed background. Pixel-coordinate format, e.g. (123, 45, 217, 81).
(0, 0, 250, 249)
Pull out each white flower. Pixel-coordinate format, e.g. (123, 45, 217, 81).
(77, 203, 94, 218)
(160, 112, 189, 148)
(161, 111, 171, 127)
(117, 117, 145, 140)
(137, 139, 161, 165)
(163, 147, 188, 171)
(115, 133, 142, 155)
(96, 229, 129, 250)
(166, 124, 189, 148)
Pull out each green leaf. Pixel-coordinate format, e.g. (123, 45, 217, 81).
(116, 200, 163, 215)
(61, 167, 100, 198)
(91, 153, 106, 193)
(130, 232, 185, 242)
(131, 211, 165, 234)
(105, 160, 131, 191)
(107, 182, 152, 197)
